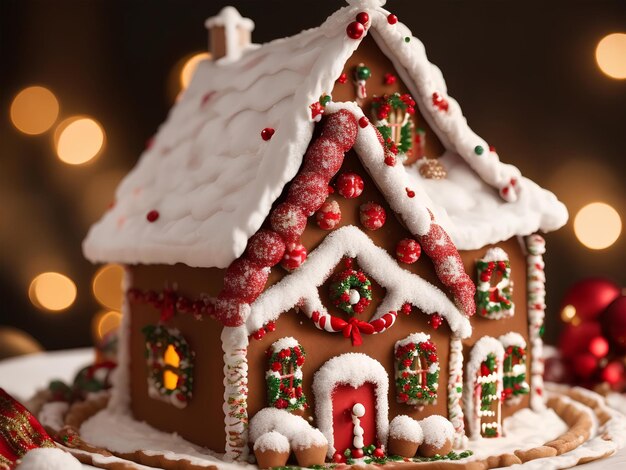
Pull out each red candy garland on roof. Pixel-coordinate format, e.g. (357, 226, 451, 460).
(214, 110, 358, 326)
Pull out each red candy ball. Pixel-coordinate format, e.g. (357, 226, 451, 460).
(261, 128, 275, 141)
(387, 14, 398, 25)
(356, 12, 369, 25)
(316, 200, 342, 230)
(302, 138, 344, 179)
(323, 110, 358, 151)
(561, 278, 620, 322)
(336, 172, 364, 199)
(352, 449, 364, 458)
(246, 229, 285, 267)
(572, 353, 598, 380)
(346, 21, 365, 39)
(222, 258, 268, 303)
(358, 116, 369, 128)
(360, 202, 386, 230)
(287, 171, 329, 215)
(270, 202, 307, 242)
(396, 238, 421, 264)
(384, 73, 397, 85)
(146, 210, 159, 222)
(281, 243, 307, 272)
(601, 295, 626, 350)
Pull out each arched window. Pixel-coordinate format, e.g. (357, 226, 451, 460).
(476, 248, 514, 319)
(265, 337, 307, 412)
(499, 333, 529, 404)
(394, 333, 439, 406)
(142, 325, 194, 409)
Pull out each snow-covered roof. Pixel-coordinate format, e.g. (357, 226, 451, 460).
(83, 0, 567, 268)
(408, 153, 568, 250)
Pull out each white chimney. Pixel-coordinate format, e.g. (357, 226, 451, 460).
(205, 6, 255, 62)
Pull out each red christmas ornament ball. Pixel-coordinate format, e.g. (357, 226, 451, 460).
(588, 336, 609, 358)
(356, 12, 369, 25)
(601, 295, 626, 350)
(561, 278, 620, 322)
(572, 352, 598, 380)
(352, 448, 364, 458)
(396, 238, 421, 264)
(559, 321, 602, 358)
(336, 172, 364, 199)
(287, 171, 329, 215)
(303, 138, 344, 179)
(601, 360, 624, 386)
(360, 202, 386, 230)
(281, 243, 307, 272)
(346, 21, 365, 39)
(270, 202, 307, 242)
(316, 200, 342, 230)
(246, 229, 285, 267)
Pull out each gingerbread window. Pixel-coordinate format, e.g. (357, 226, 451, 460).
(265, 337, 307, 412)
(142, 325, 194, 409)
(476, 247, 514, 319)
(394, 333, 439, 406)
(371, 93, 416, 164)
(499, 333, 529, 404)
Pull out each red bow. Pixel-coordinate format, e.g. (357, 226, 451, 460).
(340, 318, 375, 346)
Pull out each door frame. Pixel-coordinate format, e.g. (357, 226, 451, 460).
(312, 353, 389, 457)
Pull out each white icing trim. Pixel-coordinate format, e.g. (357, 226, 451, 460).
(465, 337, 504, 440)
(498, 332, 526, 349)
(394, 332, 430, 350)
(269, 337, 299, 352)
(312, 353, 389, 457)
(246, 226, 471, 339)
(221, 326, 249, 461)
(525, 234, 547, 411)
(447, 336, 466, 447)
(107, 268, 132, 414)
(205, 7, 255, 63)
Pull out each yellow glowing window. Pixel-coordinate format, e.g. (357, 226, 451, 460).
(162, 345, 181, 390)
(164, 344, 180, 368)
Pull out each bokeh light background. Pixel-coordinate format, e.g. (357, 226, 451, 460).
(0, 0, 624, 352)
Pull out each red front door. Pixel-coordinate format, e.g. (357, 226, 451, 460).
(331, 382, 377, 454)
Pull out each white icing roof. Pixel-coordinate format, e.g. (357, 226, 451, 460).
(409, 153, 568, 250)
(83, 1, 568, 268)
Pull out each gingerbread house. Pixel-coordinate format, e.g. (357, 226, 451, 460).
(83, 0, 568, 463)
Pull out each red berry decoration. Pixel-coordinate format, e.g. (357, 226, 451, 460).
(287, 172, 328, 214)
(323, 110, 358, 151)
(346, 21, 365, 39)
(352, 448, 364, 458)
(261, 127, 275, 141)
(396, 238, 421, 264)
(281, 243, 307, 272)
(246, 229, 285, 267)
(315, 200, 342, 230)
(222, 258, 269, 303)
(384, 154, 396, 166)
(358, 116, 369, 128)
(302, 138, 344, 179)
(374, 448, 385, 458)
(387, 14, 398, 24)
(332, 452, 345, 463)
(336, 172, 364, 199)
(359, 202, 386, 230)
(356, 12, 369, 25)
(146, 210, 159, 222)
(337, 73, 348, 84)
(270, 202, 307, 242)
(601, 295, 626, 350)
(432, 92, 449, 112)
(384, 73, 397, 85)
(428, 313, 443, 329)
(252, 328, 266, 340)
(406, 187, 415, 198)
(562, 278, 621, 322)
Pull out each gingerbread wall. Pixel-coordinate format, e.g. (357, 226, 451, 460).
(127, 263, 227, 451)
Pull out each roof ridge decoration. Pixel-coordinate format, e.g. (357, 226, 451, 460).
(83, 1, 566, 271)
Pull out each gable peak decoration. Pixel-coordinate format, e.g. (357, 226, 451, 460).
(346, 0, 387, 7)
